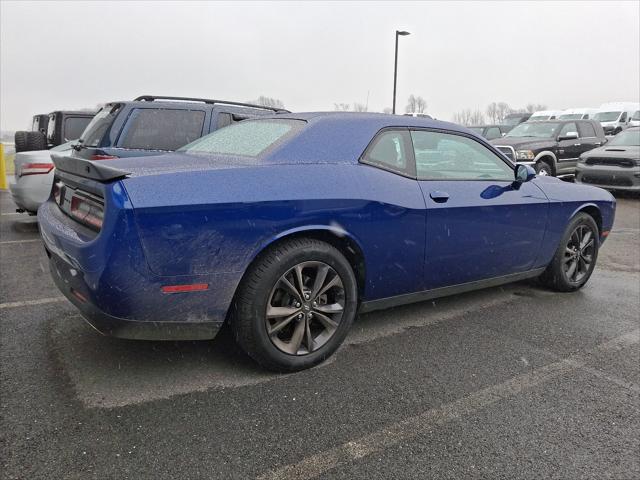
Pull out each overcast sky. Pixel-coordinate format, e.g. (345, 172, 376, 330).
(1, 1, 639, 131)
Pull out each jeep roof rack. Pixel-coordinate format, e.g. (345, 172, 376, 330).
(133, 95, 289, 113)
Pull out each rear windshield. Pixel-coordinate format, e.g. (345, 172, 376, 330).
(117, 108, 206, 151)
(80, 105, 121, 147)
(179, 119, 304, 157)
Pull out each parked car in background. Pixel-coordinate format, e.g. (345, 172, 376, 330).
(500, 112, 531, 130)
(629, 110, 640, 128)
(576, 127, 640, 191)
(558, 108, 598, 120)
(71, 95, 288, 161)
(529, 110, 563, 121)
(468, 124, 509, 140)
(491, 119, 606, 176)
(9, 140, 75, 214)
(40, 113, 615, 371)
(14, 110, 95, 153)
(594, 102, 639, 135)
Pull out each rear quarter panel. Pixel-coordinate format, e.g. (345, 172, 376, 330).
(122, 163, 427, 301)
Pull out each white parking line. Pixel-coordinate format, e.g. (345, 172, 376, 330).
(0, 297, 66, 309)
(0, 212, 20, 216)
(258, 329, 640, 480)
(0, 239, 41, 245)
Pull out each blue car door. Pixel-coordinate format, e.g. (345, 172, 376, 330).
(410, 129, 549, 290)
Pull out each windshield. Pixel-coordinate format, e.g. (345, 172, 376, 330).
(594, 111, 621, 122)
(558, 114, 582, 120)
(179, 119, 304, 157)
(506, 122, 560, 138)
(529, 115, 550, 121)
(607, 129, 640, 146)
(468, 127, 484, 134)
(501, 115, 524, 126)
(80, 105, 121, 147)
(632, 110, 640, 121)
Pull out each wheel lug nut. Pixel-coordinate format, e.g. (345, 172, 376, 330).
(295, 302, 301, 308)
(304, 294, 310, 300)
(297, 313, 303, 319)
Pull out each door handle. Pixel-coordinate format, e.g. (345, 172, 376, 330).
(430, 191, 450, 203)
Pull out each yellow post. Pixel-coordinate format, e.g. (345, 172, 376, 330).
(0, 143, 7, 190)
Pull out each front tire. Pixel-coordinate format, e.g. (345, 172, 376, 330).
(231, 238, 358, 372)
(539, 213, 599, 292)
(535, 160, 553, 176)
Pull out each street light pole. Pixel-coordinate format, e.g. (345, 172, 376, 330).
(392, 30, 410, 115)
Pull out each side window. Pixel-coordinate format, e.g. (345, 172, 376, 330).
(485, 127, 502, 140)
(620, 112, 627, 122)
(411, 130, 513, 181)
(558, 123, 578, 137)
(118, 108, 206, 151)
(217, 112, 233, 129)
(577, 122, 596, 138)
(362, 130, 412, 176)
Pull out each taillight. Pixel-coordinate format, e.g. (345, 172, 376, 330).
(20, 163, 54, 177)
(70, 192, 104, 231)
(90, 154, 119, 161)
(52, 181, 63, 204)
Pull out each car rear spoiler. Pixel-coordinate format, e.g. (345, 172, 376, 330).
(52, 154, 130, 182)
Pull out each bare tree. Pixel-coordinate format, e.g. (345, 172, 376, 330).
(525, 103, 547, 113)
(353, 103, 368, 112)
(334, 103, 351, 111)
(405, 94, 427, 113)
(452, 109, 485, 126)
(496, 102, 513, 122)
(486, 102, 500, 123)
(249, 96, 286, 109)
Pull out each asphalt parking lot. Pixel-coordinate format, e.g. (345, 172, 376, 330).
(1, 189, 638, 480)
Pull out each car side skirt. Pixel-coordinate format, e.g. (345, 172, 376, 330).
(360, 268, 546, 313)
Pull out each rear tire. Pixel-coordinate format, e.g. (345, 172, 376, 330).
(535, 160, 553, 176)
(231, 238, 358, 372)
(539, 213, 599, 292)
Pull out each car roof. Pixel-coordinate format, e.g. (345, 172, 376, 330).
(250, 112, 482, 165)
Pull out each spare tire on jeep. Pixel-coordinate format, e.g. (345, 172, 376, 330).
(14, 131, 47, 152)
(14, 131, 29, 152)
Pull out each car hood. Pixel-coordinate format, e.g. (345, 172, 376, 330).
(490, 137, 553, 150)
(581, 145, 640, 160)
(102, 152, 265, 178)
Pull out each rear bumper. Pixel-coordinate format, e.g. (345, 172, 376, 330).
(575, 164, 640, 191)
(47, 248, 221, 340)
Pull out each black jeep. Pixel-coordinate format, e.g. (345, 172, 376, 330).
(490, 119, 606, 176)
(15, 110, 96, 152)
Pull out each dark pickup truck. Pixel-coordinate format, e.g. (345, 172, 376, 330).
(490, 119, 606, 176)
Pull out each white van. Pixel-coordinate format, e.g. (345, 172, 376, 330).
(529, 110, 564, 121)
(557, 108, 598, 120)
(594, 102, 640, 135)
(629, 110, 640, 128)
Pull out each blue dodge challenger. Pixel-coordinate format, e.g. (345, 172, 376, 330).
(39, 113, 616, 371)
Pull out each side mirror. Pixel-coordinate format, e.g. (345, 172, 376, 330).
(558, 132, 578, 141)
(515, 164, 536, 183)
